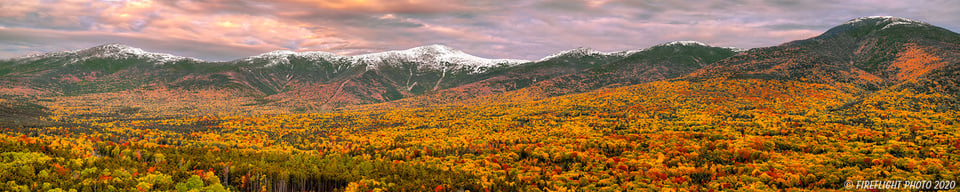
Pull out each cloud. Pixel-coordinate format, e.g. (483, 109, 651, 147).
(0, 0, 957, 61)
(0, 27, 274, 61)
(288, 0, 478, 13)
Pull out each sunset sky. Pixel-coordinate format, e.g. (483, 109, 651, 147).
(1, 0, 957, 61)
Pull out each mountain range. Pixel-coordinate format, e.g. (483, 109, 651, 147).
(1, 16, 958, 113)
(3, 15, 959, 192)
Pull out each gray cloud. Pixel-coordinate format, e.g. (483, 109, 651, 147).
(0, 27, 271, 61)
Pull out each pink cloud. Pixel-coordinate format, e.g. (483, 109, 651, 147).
(0, 1, 43, 18)
(1, 0, 957, 61)
(285, 0, 478, 13)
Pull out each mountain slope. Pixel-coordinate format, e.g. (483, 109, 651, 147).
(0, 41, 741, 110)
(503, 41, 738, 101)
(689, 16, 960, 90)
(244, 45, 529, 109)
(0, 44, 530, 109)
(0, 95, 52, 128)
(2, 16, 958, 112)
(361, 42, 739, 108)
(0, 44, 216, 95)
(685, 16, 960, 117)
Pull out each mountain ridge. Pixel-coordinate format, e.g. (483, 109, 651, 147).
(688, 16, 959, 86)
(6, 42, 732, 67)
(2, 16, 957, 111)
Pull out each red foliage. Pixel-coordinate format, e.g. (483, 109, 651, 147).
(52, 163, 70, 176)
(721, 183, 732, 189)
(99, 175, 113, 181)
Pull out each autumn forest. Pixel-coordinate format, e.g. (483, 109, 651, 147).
(1, 16, 959, 191)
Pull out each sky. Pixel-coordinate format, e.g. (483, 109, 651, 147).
(0, 0, 958, 61)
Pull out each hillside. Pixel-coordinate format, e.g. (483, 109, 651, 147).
(0, 44, 528, 110)
(0, 16, 957, 191)
(689, 16, 960, 90)
(361, 42, 739, 108)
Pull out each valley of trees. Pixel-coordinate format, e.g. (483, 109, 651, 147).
(1, 16, 959, 191)
(1, 78, 958, 191)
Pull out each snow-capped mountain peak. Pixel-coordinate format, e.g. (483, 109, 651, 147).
(72, 43, 200, 64)
(842, 16, 930, 30)
(407, 44, 459, 55)
(537, 47, 606, 62)
(536, 46, 651, 62)
(86, 43, 148, 54)
(242, 50, 344, 67)
(353, 44, 472, 62)
(247, 50, 340, 59)
(655, 41, 710, 47)
(844, 16, 926, 25)
(352, 44, 529, 72)
(248, 50, 341, 59)
(535, 41, 737, 62)
(239, 44, 528, 72)
(254, 50, 299, 57)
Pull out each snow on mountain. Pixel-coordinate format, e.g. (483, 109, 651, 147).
(657, 41, 710, 47)
(15, 42, 746, 72)
(611, 49, 644, 56)
(247, 50, 344, 61)
(724, 47, 749, 53)
(352, 44, 529, 72)
(6, 43, 202, 65)
(238, 44, 529, 73)
(842, 16, 930, 30)
(537, 41, 723, 62)
(243, 50, 344, 67)
(537, 47, 614, 62)
(843, 16, 926, 25)
(73, 44, 201, 64)
(652, 41, 746, 52)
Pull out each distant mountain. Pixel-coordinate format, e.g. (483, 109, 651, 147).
(2, 16, 957, 111)
(230, 45, 529, 108)
(521, 41, 738, 98)
(1, 40, 740, 109)
(240, 44, 526, 72)
(686, 16, 960, 112)
(0, 44, 530, 108)
(689, 16, 960, 89)
(536, 47, 638, 62)
(388, 46, 638, 105)
(371, 41, 740, 107)
(0, 44, 213, 95)
(353, 44, 527, 72)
